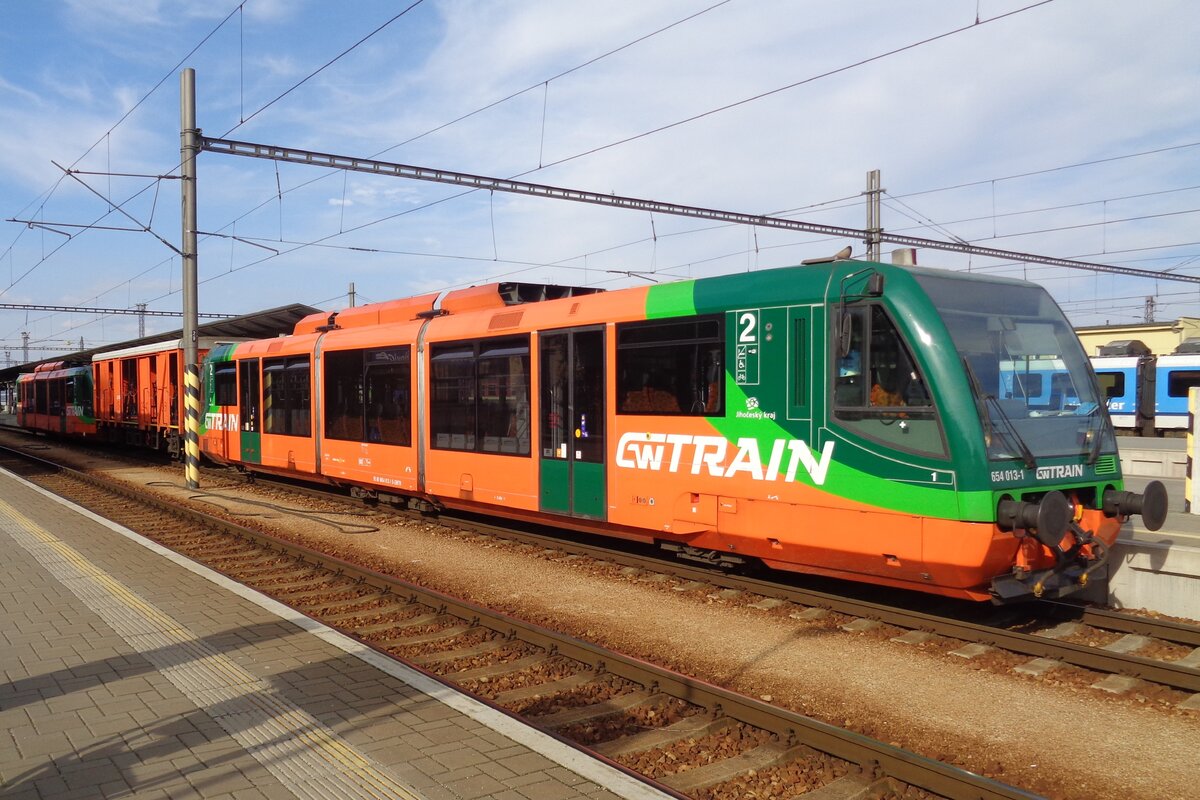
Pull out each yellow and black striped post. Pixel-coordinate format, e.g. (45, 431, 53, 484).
(183, 363, 201, 488)
(180, 68, 200, 489)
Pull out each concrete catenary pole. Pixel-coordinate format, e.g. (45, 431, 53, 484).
(180, 68, 201, 489)
(865, 169, 882, 262)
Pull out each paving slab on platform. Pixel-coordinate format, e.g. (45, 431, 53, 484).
(0, 467, 668, 800)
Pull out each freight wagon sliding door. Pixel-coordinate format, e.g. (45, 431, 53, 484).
(539, 328, 605, 519)
(239, 359, 261, 464)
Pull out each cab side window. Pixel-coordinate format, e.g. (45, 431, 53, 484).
(833, 305, 944, 457)
(213, 363, 237, 407)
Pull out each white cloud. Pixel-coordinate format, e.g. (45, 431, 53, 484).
(0, 75, 43, 105)
(62, 0, 166, 29)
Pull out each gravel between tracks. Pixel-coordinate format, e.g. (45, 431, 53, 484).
(25, 447, 1200, 800)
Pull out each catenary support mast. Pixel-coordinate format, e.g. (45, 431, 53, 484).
(865, 169, 882, 262)
(180, 69, 201, 490)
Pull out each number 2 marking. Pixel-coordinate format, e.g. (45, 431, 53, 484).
(738, 311, 757, 343)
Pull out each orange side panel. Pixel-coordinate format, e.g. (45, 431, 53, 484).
(920, 517, 1018, 590)
(137, 357, 151, 428)
(153, 352, 168, 429)
(709, 497, 929, 583)
(424, 449, 538, 510)
(335, 294, 440, 329)
(259, 433, 317, 475)
(321, 440, 419, 494)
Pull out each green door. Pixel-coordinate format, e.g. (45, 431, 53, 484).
(539, 328, 606, 520)
(239, 359, 261, 465)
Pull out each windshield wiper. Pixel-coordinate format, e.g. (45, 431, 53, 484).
(962, 357, 1036, 470)
(1082, 405, 1106, 465)
(986, 395, 1037, 470)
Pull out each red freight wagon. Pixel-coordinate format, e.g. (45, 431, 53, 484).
(93, 337, 242, 454)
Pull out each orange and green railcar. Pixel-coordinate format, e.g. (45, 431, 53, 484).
(17, 362, 96, 437)
(200, 259, 1166, 603)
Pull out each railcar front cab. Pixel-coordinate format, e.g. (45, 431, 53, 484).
(899, 270, 1167, 602)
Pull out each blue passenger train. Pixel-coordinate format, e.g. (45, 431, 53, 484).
(1090, 338, 1200, 434)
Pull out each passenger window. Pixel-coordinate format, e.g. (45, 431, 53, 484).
(49, 379, 63, 416)
(324, 347, 412, 445)
(477, 339, 530, 454)
(431, 345, 477, 451)
(833, 305, 945, 457)
(1096, 372, 1124, 400)
(616, 316, 723, 416)
(365, 348, 411, 447)
(324, 350, 365, 441)
(1167, 370, 1200, 398)
(430, 336, 530, 455)
(263, 356, 311, 437)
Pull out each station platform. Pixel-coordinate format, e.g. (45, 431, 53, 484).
(1109, 476, 1200, 619)
(1117, 437, 1187, 480)
(0, 467, 667, 800)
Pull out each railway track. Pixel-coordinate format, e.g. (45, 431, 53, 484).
(456, 519, 1200, 697)
(210, 460, 1200, 700)
(456, 520, 1200, 698)
(0, 445, 1037, 800)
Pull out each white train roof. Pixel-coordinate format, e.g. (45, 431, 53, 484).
(91, 338, 245, 362)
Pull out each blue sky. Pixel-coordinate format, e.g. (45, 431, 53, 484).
(1, 0, 1198, 361)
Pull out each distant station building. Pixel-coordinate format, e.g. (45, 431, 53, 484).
(1075, 317, 1200, 356)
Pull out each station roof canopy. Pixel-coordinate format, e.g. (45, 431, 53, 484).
(0, 302, 319, 383)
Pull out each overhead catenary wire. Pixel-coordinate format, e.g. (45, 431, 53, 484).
(200, 135, 1200, 288)
(0, 302, 232, 318)
(115, 0, 1056, 304)
(0, 0, 434, 341)
(3, 0, 431, 301)
(219, 0, 428, 139)
(191, 0, 740, 253)
(534, 1, 1056, 173)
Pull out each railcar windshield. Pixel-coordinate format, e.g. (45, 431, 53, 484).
(914, 274, 1115, 463)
